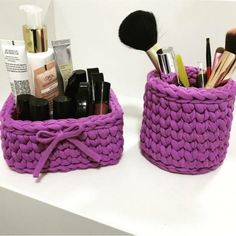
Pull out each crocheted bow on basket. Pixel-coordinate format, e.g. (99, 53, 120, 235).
(33, 125, 102, 178)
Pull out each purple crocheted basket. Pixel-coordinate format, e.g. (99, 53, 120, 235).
(140, 67, 236, 174)
(0, 90, 124, 178)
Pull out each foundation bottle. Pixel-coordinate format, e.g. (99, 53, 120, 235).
(20, 5, 58, 106)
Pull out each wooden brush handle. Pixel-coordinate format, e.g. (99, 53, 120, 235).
(205, 51, 235, 88)
(146, 43, 161, 75)
(221, 60, 236, 82)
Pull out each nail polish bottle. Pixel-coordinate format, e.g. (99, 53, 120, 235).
(74, 82, 91, 118)
(94, 82, 110, 115)
(65, 70, 87, 99)
(53, 95, 73, 119)
(16, 94, 33, 120)
(29, 97, 50, 121)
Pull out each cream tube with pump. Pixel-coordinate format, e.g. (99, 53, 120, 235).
(19, 4, 59, 106)
(1, 40, 31, 98)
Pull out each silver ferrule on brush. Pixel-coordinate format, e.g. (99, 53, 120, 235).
(157, 47, 178, 74)
(156, 47, 179, 84)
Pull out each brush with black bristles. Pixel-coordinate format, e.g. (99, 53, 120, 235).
(118, 10, 161, 73)
(206, 28, 236, 88)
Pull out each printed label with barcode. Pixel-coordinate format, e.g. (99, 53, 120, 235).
(14, 80, 31, 95)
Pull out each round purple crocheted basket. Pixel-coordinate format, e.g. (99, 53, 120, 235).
(0, 90, 124, 178)
(140, 67, 236, 174)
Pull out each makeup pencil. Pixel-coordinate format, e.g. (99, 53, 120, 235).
(206, 38, 212, 80)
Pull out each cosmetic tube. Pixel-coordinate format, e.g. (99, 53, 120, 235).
(34, 61, 59, 110)
(94, 82, 110, 115)
(52, 39, 73, 90)
(1, 40, 31, 98)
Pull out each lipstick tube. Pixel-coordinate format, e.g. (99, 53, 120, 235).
(94, 82, 110, 115)
(74, 82, 91, 118)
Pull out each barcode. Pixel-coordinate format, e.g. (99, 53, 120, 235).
(14, 80, 31, 95)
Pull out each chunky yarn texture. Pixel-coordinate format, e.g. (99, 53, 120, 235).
(140, 67, 236, 174)
(0, 90, 124, 178)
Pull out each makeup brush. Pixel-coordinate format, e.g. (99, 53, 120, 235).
(212, 47, 224, 70)
(119, 10, 161, 73)
(206, 28, 236, 88)
(175, 54, 190, 87)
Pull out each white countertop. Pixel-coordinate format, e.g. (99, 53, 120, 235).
(1, 96, 236, 236)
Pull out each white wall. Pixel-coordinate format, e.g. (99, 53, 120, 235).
(1, 0, 236, 99)
(53, 0, 236, 98)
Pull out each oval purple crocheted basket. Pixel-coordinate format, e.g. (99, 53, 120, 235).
(0, 90, 124, 178)
(140, 67, 236, 174)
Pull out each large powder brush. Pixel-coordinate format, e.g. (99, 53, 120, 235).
(118, 10, 161, 73)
